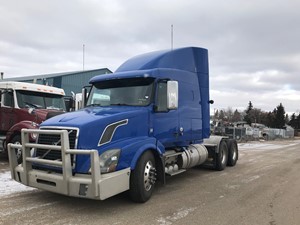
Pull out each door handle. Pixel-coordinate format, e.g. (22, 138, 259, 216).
(174, 127, 184, 137)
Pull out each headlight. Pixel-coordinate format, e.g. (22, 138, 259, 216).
(30, 123, 39, 141)
(99, 149, 121, 174)
(30, 132, 38, 140)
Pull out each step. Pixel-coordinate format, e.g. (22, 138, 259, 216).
(166, 169, 186, 176)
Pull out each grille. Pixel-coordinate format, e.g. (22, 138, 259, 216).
(36, 128, 78, 164)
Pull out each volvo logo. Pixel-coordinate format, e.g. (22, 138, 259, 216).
(51, 130, 73, 146)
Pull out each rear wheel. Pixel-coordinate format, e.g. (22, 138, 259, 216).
(129, 151, 157, 203)
(11, 135, 22, 164)
(227, 139, 238, 166)
(214, 140, 228, 171)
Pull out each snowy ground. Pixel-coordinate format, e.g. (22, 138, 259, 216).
(0, 170, 35, 197)
(1, 138, 299, 198)
(238, 139, 300, 151)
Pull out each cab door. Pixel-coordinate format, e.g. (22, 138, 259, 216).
(151, 80, 180, 148)
(0, 89, 16, 132)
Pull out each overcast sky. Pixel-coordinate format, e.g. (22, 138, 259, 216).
(1, 0, 300, 115)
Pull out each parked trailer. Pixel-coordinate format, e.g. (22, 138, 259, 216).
(8, 47, 238, 202)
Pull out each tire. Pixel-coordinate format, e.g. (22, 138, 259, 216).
(11, 135, 22, 164)
(129, 151, 156, 203)
(214, 140, 228, 171)
(227, 139, 238, 167)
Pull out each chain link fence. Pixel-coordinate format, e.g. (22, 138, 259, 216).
(212, 124, 294, 142)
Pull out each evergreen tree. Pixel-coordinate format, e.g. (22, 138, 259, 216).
(266, 112, 275, 127)
(273, 103, 285, 128)
(296, 114, 300, 129)
(244, 101, 253, 125)
(291, 113, 296, 121)
(288, 113, 300, 129)
(247, 101, 253, 112)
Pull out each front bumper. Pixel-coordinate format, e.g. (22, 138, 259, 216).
(8, 129, 130, 200)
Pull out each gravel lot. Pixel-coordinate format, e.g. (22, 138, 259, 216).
(0, 139, 300, 225)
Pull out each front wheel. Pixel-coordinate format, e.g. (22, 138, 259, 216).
(129, 151, 157, 203)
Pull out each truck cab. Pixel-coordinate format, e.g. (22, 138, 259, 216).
(0, 81, 66, 162)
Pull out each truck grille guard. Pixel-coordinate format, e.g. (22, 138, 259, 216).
(8, 129, 101, 198)
(35, 127, 78, 169)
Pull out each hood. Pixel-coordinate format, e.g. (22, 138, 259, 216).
(40, 106, 150, 173)
(19, 108, 64, 124)
(42, 106, 145, 128)
(41, 106, 150, 148)
(30, 109, 49, 121)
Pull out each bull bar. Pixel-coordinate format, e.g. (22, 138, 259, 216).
(8, 129, 130, 200)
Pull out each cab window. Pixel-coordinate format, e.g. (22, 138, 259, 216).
(2, 90, 14, 107)
(156, 81, 168, 112)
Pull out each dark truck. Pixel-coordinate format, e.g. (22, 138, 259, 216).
(0, 81, 65, 163)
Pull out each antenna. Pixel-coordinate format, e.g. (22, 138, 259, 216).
(83, 44, 85, 71)
(171, 24, 174, 50)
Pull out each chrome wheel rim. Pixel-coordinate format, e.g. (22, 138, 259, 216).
(232, 146, 237, 161)
(144, 161, 155, 191)
(14, 141, 22, 161)
(221, 148, 226, 165)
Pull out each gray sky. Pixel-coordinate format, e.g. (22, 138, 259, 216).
(1, 0, 300, 114)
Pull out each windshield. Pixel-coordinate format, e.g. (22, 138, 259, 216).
(16, 90, 66, 111)
(87, 77, 155, 107)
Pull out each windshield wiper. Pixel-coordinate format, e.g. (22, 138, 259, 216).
(110, 103, 131, 106)
(86, 103, 102, 107)
(24, 102, 41, 109)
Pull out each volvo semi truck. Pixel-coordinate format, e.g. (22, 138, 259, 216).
(8, 47, 238, 203)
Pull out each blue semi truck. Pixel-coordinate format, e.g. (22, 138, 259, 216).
(8, 47, 238, 202)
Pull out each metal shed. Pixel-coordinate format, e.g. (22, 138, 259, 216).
(2, 68, 112, 96)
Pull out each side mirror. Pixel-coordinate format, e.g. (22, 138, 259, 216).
(28, 108, 35, 115)
(167, 81, 178, 110)
(81, 87, 87, 108)
(64, 96, 74, 112)
(81, 85, 91, 109)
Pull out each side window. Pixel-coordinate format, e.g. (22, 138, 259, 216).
(3, 91, 14, 107)
(156, 81, 168, 112)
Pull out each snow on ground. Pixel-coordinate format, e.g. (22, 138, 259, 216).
(0, 171, 35, 197)
(157, 207, 197, 225)
(238, 139, 300, 151)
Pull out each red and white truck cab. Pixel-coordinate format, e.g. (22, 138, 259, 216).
(0, 81, 66, 163)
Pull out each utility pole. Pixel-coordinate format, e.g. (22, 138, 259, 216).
(171, 24, 174, 50)
(83, 44, 85, 71)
